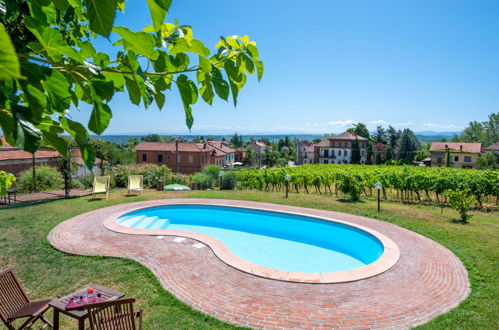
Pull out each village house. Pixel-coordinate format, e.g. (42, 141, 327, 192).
(296, 140, 313, 165)
(314, 132, 368, 164)
(135, 140, 234, 174)
(0, 136, 101, 177)
(482, 142, 499, 154)
(205, 141, 236, 166)
(247, 141, 268, 166)
(429, 142, 482, 169)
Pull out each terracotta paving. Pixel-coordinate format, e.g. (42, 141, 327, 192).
(48, 199, 470, 329)
(0, 189, 91, 207)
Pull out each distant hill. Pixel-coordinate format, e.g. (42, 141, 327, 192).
(94, 131, 461, 144)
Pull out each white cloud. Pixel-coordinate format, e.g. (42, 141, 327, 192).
(326, 119, 356, 127)
(422, 123, 463, 130)
(369, 120, 388, 125)
(392, 122, 413, 127)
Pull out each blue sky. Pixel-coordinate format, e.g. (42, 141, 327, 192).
(69, 0, 499, 134)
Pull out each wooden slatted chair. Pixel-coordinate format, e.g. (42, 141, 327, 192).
(85, 298, 143, 330)
(0, 268, 53, 330)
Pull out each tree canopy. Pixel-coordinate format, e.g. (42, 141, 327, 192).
(453, 113, 498, 147)
(0, 0, 263, 169)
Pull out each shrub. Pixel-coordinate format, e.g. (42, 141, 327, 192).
(108, 164, 132, 188)
(445, 189, 476, 224)
(107, 164, 178, 189)
(221, 172, 237, 190)
(72, 174, 94, 189)
(137, 164, 175, 188)
(0, 171, 16, 195)
(191, 172, 214, 190)
(18, 166, 63, 192)
(338, 174, 362, 201)
(171, 174, 190, 185)
(202, 165, 221, 183)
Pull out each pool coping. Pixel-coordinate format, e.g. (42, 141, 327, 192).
(102, 199, 400, 284)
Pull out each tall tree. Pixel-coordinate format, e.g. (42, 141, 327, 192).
(373, 125, 387, 144)
(351, 139, 361, 164)
(0, 0, 263, 170)
(353, 123, 370, 139)
(396, 129, 420, 163)
(141, 134, 164, 142)
(229, 133, 244, 148)
(453, 113, 498, 146)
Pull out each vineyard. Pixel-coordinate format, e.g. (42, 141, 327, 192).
(235, 165, 499, 207)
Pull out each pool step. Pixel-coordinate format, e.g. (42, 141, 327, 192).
(119, 215, 170, 229)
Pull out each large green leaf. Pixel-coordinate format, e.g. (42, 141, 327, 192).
(146, 0, 169, 32)
(155, 91, 165, 110)
(113, 27, 159, 60)
(44, 70, 71, 111)
(124, 76, 141, 105)
(27, 0, 57, 25)
(169, 38, 210, 57)
(13, 109, 43, 153)
(0, 23, 23, 81)
(91, 79, 115, 101)
(200, 81, 214, 105)
(60, 117, 96, 169)
(176, 74, 198, 129)
(25, 23, 81, 62)
(211, 67, 229, 101)
(255, 59, 264, 81)
(85, 0, 118, 38)
(88, 101, 112, 135)
(19, 83, 47, 120)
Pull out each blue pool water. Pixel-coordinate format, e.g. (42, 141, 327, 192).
(117, 205, 384, 273)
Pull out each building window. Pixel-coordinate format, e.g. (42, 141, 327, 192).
(454, 156, 459, 162)
(323, 159, 327, 164)
(339, 150, 341, 156)
(201, 155, 205, 164)
(157, 154, 163, 163)
(464, 156, 472, 162)
(324, 149, 329, 157)
(437, 157, 443, 164)
(345, 150, 348, 157)
(142, 153, 147, 162)
(167, 155, 171, 160)
(188, 155, 193, 164)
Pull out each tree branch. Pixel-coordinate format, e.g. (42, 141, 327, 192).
(17, 53, 235, 77)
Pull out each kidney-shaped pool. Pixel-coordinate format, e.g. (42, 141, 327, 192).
(116, 204, 388, 274)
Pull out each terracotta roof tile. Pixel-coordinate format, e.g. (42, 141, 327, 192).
(314, 139, 331, 147)
(135, 142, 204, 152)
(208, 141, 236, 153)
(483, 142, 499, 151)
(331, 132, 368, 141)
(0, 148, 61, 161)
(430, 142, 482, 153)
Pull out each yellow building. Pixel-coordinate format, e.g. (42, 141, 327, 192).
(429, 142, 482, 169)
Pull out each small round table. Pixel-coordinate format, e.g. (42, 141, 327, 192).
(5, 189, 17, 204)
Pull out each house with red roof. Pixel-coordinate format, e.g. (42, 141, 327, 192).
(313, 132, 369, 164)
(0, 136, 102, 177)
(135, 140, 234, 174)
(429, 142, 482, 169)
(482, 142, 499, 154)
(0, 137, 62, 175)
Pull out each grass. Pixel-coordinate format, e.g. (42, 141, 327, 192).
(0, 189, 497, 329)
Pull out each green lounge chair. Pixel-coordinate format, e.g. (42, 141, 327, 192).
(92, 176, 110, 199)
(128, 175, 143, 195)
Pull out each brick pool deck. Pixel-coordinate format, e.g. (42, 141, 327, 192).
(48, 199, 470, 329)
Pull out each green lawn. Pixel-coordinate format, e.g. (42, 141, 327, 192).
(0, 189, 497, 329)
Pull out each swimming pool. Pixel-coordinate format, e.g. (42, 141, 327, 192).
(116, 204, 385, 274)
